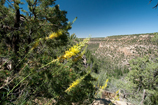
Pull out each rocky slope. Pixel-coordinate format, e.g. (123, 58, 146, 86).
(83, 34, 157, 105)
(87, 34, 156, 67)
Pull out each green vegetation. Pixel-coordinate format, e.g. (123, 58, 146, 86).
(85, 32, 158, 105)
(126, 55, 158, 104)
(0, 0, 158, 105)
(87, 43, 99, 53)
(0, 0, 99, 104)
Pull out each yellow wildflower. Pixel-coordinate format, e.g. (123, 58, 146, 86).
(65, 70, 91, 93)
(114, 89, 120, 101)
(115, 89, 119, 94)
(104, 79, 108, 89)
(105, 79, 108, 83)
(72, 44, 88, 62)
(30, 40, 39, 51)
(97, 79, 109, 90)
(33, 41, 39, 48)
(46, 29, 63, 40)
(65, 75, 85, 93)
(49, 32, 57, 39)
(102, 86, 104, 89)
(104, 84, 107, 89)
(57, 29, 63, 35)
(61, 38, 90, 60)
(65, 78, 80, 93)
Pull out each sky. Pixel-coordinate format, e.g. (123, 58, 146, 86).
(55, 0, 158, 38)
(4, 0, 158, 38)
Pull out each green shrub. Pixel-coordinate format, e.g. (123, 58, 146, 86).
(0, 1, 97, 104)
(151, 33, 158, 45)
(126, 55, 158, 105)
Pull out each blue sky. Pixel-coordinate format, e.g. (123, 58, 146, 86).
(5, 0, 158, 38)
(55, 0, 158, 38)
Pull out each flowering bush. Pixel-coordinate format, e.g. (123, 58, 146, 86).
(0, 1, 98, 104)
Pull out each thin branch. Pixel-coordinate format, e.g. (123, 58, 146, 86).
(140, 89, 146, 105)
(0, 24, 18, 31)
(149, 0, 158, 9)
(20, 14, 28, 21)
(149, 0, 152, 4)
(0, 76, 17, 89)
(6, 0, 14, 8)
(32, 0, 37, 19)
(153, 3, 158, 9)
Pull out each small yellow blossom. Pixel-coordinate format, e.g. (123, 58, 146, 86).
(33, 41, 39, 48)
(57, 30, 63, 35)
(49, 32, 57, 39)
(72, 44, 88, 62)
(105, 79, 108, 83)
(113, 89, 120, 102)
(60, 38, 90, 60)
(97, 84, 99, 87)
(102, 86, 104, 89)
(65, 70, 91, 93)
(30, 40, 39, 51)
(104, 79, 108, 88)
(100, 79, 109, 90)
(65, 75, 84, 93)
(45, 30, 63, 40)
(115, 89, 119, 94)
(117, 98, 120, 101)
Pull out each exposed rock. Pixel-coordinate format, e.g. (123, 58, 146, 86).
(0, 57, 12, 70)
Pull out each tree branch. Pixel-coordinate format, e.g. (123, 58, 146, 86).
(32, 0, 37, 19)
(140, 89, 146, 105)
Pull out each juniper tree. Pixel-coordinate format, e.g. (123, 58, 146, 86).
(0, 0, 97, 104)
(0, 0, 70, 72)
(125, 55, 158, 104)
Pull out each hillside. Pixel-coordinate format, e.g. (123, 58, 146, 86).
(80, 33, 158, 105)
(87, 33, 157, 66)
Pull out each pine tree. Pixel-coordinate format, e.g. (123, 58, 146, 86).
(0, 0, 97, 104)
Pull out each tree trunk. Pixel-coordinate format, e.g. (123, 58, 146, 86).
(12, 2, 20, 74)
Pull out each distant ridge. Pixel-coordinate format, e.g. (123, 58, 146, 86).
(78, 32, 158, 39)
